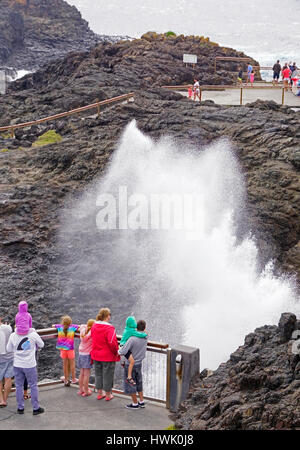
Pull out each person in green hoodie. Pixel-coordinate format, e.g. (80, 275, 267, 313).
(119, 316, 147, 386)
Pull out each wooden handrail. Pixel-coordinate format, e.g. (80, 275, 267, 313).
(37, 327, 169, 350)
(0, 92, 134, 136)
(162, 84, 285, 90)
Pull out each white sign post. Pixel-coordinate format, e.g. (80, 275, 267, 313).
(0, 70, 6, 95)
(183, 54, 198, 68)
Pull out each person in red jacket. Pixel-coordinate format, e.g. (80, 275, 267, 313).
(91, 308, 120, 401)
(282, 64, 291, 92)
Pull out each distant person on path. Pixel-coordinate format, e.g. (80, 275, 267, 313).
(246, 63, 253, 85)
(237, 66, 243, 85)
(188, 86, 193, 99)
(119, 316, 147, 386)
(119, 319, 148, 410)
(193, 78, 200, 101)
(6, 317, 44, 415)
(272, 60, 281, 85)
(250, 70, 255, 87)
(91, 308, 120, 401)
(77, 319, 95, 397)
(52, 316, 80, 386)
(0, 318, 14, 407)
(282, 64, 291, 91)
(290, 62, 298, 87)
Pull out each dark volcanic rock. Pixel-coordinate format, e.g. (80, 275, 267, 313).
(0, 33, 299, 382)
(5, 32, 260, 100)
(0, 0, 125, 71)
(0, 89, 300, 380)
(173, 313, 300, 430)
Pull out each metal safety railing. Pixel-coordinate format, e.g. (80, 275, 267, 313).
(0, 92, 134, 138)
(162, 84, 291, 105)
(28, 328, 171, 407)
(214, 57, 274, 74)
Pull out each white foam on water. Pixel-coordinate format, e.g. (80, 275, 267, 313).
(62, 121, 299, 370)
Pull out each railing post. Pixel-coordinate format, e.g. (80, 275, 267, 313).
(167, 344, 200, 412)
(282, 87, 285, 105)
(166, 348, 171, 409)
(10, 127, 15, 138)
(97, 99, 101, 118)
(240, 87, 243, 105)
(199, 88, 202, 102)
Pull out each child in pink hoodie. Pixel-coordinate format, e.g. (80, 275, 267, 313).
(77, 319, 95, 397)
(15, 301, 32, 335)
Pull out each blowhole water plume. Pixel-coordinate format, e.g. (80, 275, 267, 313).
(59, 120, 299, 370)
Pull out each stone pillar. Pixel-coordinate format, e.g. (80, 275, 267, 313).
(168, 344, 200, 412)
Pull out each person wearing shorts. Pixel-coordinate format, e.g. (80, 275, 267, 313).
(193, 79, 200, 101)
(273, 60, 281, 85)
(0, 319, 14, 407)
(246, 64, 253, 85)
(52, 316, 80, 386)
(77, 319, 94, 396)
(237, 67, 243, 85)
(119, 320, 147, 410)
(282, 65, 291, 91)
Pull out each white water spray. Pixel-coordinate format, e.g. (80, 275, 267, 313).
(62, 120, 299, 370)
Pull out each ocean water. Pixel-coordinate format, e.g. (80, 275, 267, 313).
(68, 0, 300, 71)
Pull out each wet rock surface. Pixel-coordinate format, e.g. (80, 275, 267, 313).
(0, 0, 125, 72)
(0, 32, 259, 124)
(1, 89, 300, 379)
(0, 36, 299, 382)
(173, 313, 300, 430)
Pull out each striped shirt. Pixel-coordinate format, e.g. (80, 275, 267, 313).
(54, 324, 79, 350)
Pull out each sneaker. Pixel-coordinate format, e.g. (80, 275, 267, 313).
(125, 403, 139, 410)
(17, 408, 24, 414)
(33, 407, 45, 415)
(138, 401, 146, 408)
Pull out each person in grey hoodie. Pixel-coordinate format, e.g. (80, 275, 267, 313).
(119, 319, 148, 410)
(0, 318, 14, 407)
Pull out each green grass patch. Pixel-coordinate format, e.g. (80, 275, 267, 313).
(165, 31, 177, 37)
(32, 130, 62, 148)
(1, 132, 12, 139)
(165, 424, 177, 430)
(0, 148, 10, 152)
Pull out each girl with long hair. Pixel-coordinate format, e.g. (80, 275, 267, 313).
(52, 316, 79, 386)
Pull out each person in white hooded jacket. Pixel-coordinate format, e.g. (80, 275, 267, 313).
(6, 322, 45, 415)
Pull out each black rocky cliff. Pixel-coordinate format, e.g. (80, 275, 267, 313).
(173, 313, 300, 430)
(0, 0, 124, 71)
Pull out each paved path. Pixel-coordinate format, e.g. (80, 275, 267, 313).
(180, 84, 300, 107)
(0, 385, 173, 430)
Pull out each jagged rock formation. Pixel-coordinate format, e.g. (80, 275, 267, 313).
(7, 30, 260, 89)
(0, 33, 299, 384)
(0, 0, 124, 71)
(173, 313, 300, 430)
(1, 88, 300, 378)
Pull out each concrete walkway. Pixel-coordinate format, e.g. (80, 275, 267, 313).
(0, 384, 173, 430)
(179, 83, 300, 107)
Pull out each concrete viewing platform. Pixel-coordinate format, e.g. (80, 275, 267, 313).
(178, 82, 300, 107)
(0, 384, 174, 430)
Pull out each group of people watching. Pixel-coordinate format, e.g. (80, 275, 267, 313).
(0, 301, 149, 415)
(273, 60, 298, 90)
